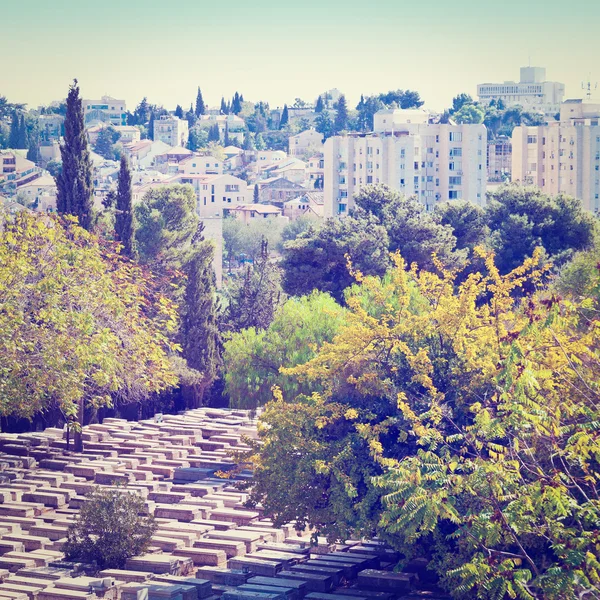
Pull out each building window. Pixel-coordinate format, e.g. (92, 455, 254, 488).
(449, 176, 462, 185)
(449, 132, 462, 142)
(449, 190, 461, 199)
(527, 136, 537, 144)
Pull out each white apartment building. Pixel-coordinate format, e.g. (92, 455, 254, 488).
(154, 116, 189, 148)
(477, 67, 565, 118)
(83, 96, 127, 126)
(170, 173, 251, 217)
(512, 100, 600, 212)
(324, 110, 487, 217)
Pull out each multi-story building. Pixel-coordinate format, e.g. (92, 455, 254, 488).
(0, 151, 40, 190)
(178, 155, 224, 176)
(83, 96, 127, 126)
(512, 100, 600, 212)
(487, 137, 512, 182)
(324, 110, 487, 217)
(477, 67, 565, 118)
(289, 129, 324, 157)
(154, 116, 189, 148)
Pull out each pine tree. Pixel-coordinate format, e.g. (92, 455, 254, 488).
(243, 131, 255, 151)
(175, 104, 184, 119)
(334, 94, 348, 133)
(255, 133, 266, 150)
(114, 155, 135, 259)
(148, 112, 155, 141)
(280, 104, 289, 129)
(253, 184, 259, 203)
(182, 226, 220, 408)
(17, 115, 28, 149)
(315, 95, 325, 113)
(56, 80, 94, 231)
(9, 112, 20, 148)
(195, 87, 205, 117)
(220, 97, 228, 115)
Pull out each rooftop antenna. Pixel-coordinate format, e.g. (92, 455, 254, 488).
(582, 76, 597, 100)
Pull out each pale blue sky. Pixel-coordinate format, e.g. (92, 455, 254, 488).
(2, 0, 599, 111)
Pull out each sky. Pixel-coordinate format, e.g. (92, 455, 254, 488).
(2, 0, 599, 113)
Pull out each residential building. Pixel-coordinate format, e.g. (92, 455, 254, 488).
(114, 126, 141, 144)
(178, 155, 224, 175)
(289, 129, 324, 157)
(17, 174, 57, 211)
(154, 146, 193, 173)
(83, 96, 127, 126)
(324, 111, 487, 216)
(487, 137, 512, 182)
(477, 67, 565, 118)
(307, 155, 324, 189)
(262, 158, 307, 185)
(226, 203, 283, 224)
(154, 116, 189, 148)
(0, 151, 40, 189)
(257, 177, 305, 205)
(283, 191, 324, 220)
(169, 173, 251, 217)
(511, 100, 600, 212)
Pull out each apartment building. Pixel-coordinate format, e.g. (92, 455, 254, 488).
(170, 173, 251, 217)
(0, 151, 40, 189)
(83, 96, 127, 126)
(512, 100, 600, 212)
(324, 110, 487, 217)
(477, 67, 565, 118)
(154, 116, 189, 148)
(487, 137, 512, 182)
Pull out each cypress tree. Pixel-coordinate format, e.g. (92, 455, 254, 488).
(315, 95, 325, 113)
(208, 123, 220, 143)
(253, 184, 259, 203)
(334, 94, 349, 133)
(9, 112, 20, 148)
(175, 104, 184, 119)
(186, 104, 197, 128)
(26, 141, 40, 164)
(148, 112, 155, 140)
(280, 104, 289, 129)
(220, 97, 228, 115)
(195, 87, 205, 116)
(224, 122, 231, 147)
(182, 226, 220, 407)
(56, 80, 94, 231)
(114, 155, 136, 258)
(17, 115, 28, 149)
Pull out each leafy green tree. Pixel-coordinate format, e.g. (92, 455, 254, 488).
(334, 94, 348, 133)
(132, 97, 151, 125)
(135, 184, 199, 268)
(114, 155, 135, 258)
(280, 104, 289, 128)
(356, 96, 385, 131)
(315, 110, 334, 139)
(187, 127, 209, 151)
(0, 96, 26, 120)
(377, 89, 424, 109)
(94, 126, 117, 160)
(182, 231, 220, 406)
(46, 159, 62, 177)
(354, 185, 464, 271)
(244, 131, 256, 151)
(451, 104, 485, 124)
(56, 80, 94, 231)
(450, 93, 474, 113)
(0, 212, 178, 441)
(255, 132, 266, 150)
(278, 215, 318, 251)
(485, 184, 596, 274)
(242, 250, 600, 600)
(435, 200, 488, 251)
(223, 216, 245, 270)
(64, 487, 157, 568)
(281, 214, 389, 303)
(224, 292, 345, 408)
